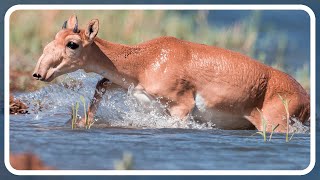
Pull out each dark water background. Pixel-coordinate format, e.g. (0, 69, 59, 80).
(207, 10, 310, 69)
(9, 10, 311, 170)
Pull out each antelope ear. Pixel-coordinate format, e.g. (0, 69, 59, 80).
(85, 19, 99, 43)
(66, 15, 78, 29)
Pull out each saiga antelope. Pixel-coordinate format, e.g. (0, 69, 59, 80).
(33, 15, 310, 132)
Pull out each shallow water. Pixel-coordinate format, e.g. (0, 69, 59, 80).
(9, 71, 310, 170)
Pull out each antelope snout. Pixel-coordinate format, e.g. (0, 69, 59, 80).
(32, 72, 43, 80)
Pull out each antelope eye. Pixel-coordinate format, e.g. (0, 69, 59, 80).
(66, 41, 79, 49)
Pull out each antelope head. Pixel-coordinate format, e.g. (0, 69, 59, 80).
(33, 15, 99, 82)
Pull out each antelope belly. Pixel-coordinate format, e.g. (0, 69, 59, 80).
(193, 94, 254, 130)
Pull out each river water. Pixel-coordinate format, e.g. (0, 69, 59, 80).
(9, 10, 311, 170)
(10, 71, 310, 170)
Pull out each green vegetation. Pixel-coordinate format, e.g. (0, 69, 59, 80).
(255, 108, 267, 142)
(70, 95, 93, 129)
(254, 108, 279, 142)
(114, 152, 134, 170)
(9, 10, 309, 92)
(269, 124, 280, 142)
(71, 102, 79, 130)
(254, 95, 297, 142)
(79, 95, 88, 128)
(278, 94, 295, 142)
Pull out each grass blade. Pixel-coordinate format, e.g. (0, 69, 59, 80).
(71, 105, 75, 130)
(80, 95, 88, 129)
(255, 132, 264, 136)
(269, 124, 279, 141)
(289, 130, 296, 142)
(71, 102, 80, 130)
(277, 94, 291, 142)
(256, 108, 267, 142)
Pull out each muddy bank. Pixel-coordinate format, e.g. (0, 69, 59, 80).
(10, 153, 54, 170)
(10, 94, 28, 114)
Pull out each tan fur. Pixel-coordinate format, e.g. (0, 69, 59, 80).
(33, 16, 310, 132)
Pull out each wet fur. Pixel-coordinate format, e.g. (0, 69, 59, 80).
(33, 16, 310, 132)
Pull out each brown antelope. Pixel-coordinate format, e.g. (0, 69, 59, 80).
(33, 15, 310, 132)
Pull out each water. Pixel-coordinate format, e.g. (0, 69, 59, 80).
(9, 10, 311, 171)
(9, 71, 310, 170)
(207, 10, 310, 69)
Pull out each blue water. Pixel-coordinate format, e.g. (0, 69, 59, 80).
(10, 113, 310, 170)
(9, 71, 310, 170)
(8, 10, 311, 170)
(206, 10, 310, 69)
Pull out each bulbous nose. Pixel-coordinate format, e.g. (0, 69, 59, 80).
(32, 73, 42, 80)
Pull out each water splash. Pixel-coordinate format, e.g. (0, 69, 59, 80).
(290, 117, 310, 134)
(16, 70, 212, 130)
(16, 70, 310, 133)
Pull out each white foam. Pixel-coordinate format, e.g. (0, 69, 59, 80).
(17, 71, 212, 130)
(16, 71, 310, 133)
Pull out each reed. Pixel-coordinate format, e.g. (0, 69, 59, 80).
(255, 108, 267, 142)
(254, 95, 295, 142)
(71, 102, 79, 130)
(79, 95, 95, 129)
(277, 94, 295, 142)
(79, 95, 88, 128)
(254, 108, 279, 142)
(70, 95, 94, 129)
(268, 124, 280, 141)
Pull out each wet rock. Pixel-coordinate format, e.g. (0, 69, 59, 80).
(10, 94, 29, 114)
(10, 153, 54, 170)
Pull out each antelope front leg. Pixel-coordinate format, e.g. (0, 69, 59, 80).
(77, 78, 112, 127)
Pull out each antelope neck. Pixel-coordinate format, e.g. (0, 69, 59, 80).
(84, 37, 139, 88)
